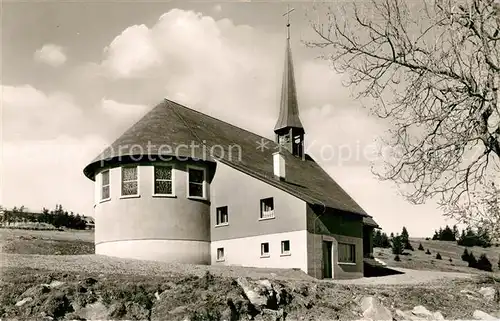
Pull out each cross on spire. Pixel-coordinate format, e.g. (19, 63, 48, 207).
(283, 5, 295, 40)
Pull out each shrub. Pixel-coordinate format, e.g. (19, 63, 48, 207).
(449, 258, 453, 262)
(425, 249, 431, 255)
(468, 252, 477, 268)
(405, 243, 414, 251)
(418, 243, 425, 251)
(394, 254, 401, 261)
(391, 235, 404, 255)
(498, 255, 500, 270)
(461, 248, 470, 261)
(436, 253, 442, 260)
(476, 254, 493, 272)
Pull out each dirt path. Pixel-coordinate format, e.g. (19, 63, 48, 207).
(330, 267, 476, 285)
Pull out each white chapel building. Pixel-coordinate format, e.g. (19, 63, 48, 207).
(83, 20, 379, 279)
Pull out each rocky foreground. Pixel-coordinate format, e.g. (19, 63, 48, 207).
(1, 266, 499, 321)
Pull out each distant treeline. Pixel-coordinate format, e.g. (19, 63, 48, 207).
(431, 225, 493, 248)
(1, 205, 91, 230)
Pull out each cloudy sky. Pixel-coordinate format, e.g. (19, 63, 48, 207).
(1, 0, 455, 237)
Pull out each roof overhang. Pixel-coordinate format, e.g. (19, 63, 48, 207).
(363, 216, 380, 228)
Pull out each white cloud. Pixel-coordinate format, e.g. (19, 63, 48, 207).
(212, 4, 222, 13)
(2, 85, 83, 140)
(34, 44, 67, 67)
(1, 135, 108, 216)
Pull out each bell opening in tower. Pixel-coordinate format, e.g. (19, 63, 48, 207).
(292, 134, 304, 158)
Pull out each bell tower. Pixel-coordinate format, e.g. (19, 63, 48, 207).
(274, 5, 305, 158)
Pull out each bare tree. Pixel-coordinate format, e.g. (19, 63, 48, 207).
(306, 0, 499, 235)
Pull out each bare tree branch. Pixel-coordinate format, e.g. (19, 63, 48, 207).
(306, 0, 500, 237)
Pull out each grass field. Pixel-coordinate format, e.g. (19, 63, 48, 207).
(0, 228, 94, 255)
(374, 238, 500, 274)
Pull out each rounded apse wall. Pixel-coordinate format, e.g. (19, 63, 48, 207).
(93, 160, 213, 264)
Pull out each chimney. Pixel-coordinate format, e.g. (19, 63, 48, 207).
(273, 151, 286, 180)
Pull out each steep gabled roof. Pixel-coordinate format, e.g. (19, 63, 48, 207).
(83, 99, 368, 216)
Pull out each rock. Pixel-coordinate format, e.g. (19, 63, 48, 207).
(433, 311, 445, 320)
(125, 301, 150, 320)
(220, 307, 233, 321)
(108, 302, 127, 319)
(41, 292, 73, 319)
(20, 284, 51, 298)
(237, 277, 269, 308)
(257, 308, 285, 321)
(154, 291, 161, 301)
(479, 287, 496, 301)
(76, 300, 108, 320)
(359, 296, 392, 321)
(42, 280, 65, 289)
(15, 297, 33, 307)
(412, 305, 434, 318)
(473, 310, 498, 320)
(83, 277, 98, 286)
(394, 307, 444, 321)
(395, 309, 411, 320)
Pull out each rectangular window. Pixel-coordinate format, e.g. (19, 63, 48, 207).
(121, 166, 138, 196)
(260, 198, 274, 219)
(216, 248, 225, 261)
(281, 240, 290, 255)
(261, 242, 270, 257)
(216, 206, 228, 226)
(188, 167, 205, 198)
(338, 243, 356, 263)
(101, 170, 110, 200)
(154, 166, 173, 195)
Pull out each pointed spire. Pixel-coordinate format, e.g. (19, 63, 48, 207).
(274, 6, 304, 134)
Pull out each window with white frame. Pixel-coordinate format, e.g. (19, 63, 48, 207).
(281, 240, 290, 255)
(216, 247, 225, 261)
(101, 170, 110, 200)
(261, 242, 270, 257)
(338, 243, 356, 263)
(260, 198, 274, 219)
(188, 167, 205, 198)
(154, 166, 173, 195)
(121, 166, 138, 196)
(216, 206, 228, 226)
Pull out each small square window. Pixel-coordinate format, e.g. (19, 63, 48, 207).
(261, 242, 270, 257)
(216, 248, 225, 261)
(338, 243, 356, 263)
(216, 206, 228, 226)
(281, 240, 290, 255)
(260, 198, 274, 219)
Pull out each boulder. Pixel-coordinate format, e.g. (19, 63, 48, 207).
(125, 301, 150, 320)
(237, 277, 271, 308)
(15, 297, 33, 307)
(394, 306, 445, 320)
(478, 287, 496, 301)
(473, 310, 498, 320)
(42, 281, 65, 289)
(20, 284, 50, 298)
(359, 296, 392, 321)
(75, 300, 108, 320)
(412, 305, 444, 319)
